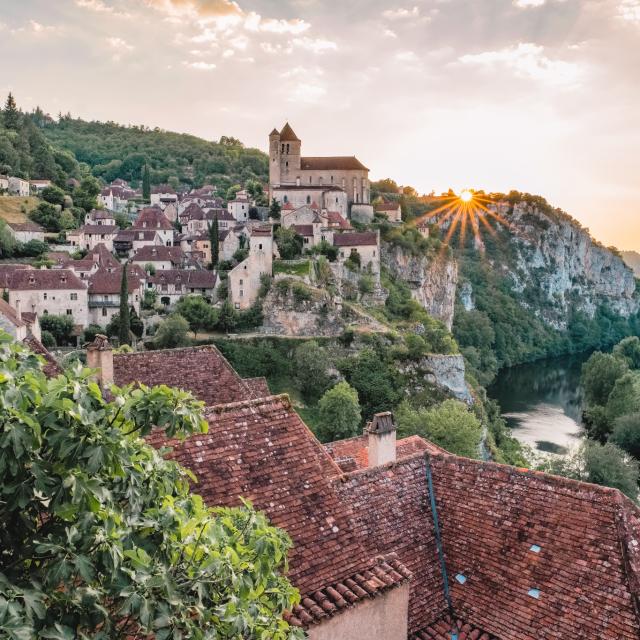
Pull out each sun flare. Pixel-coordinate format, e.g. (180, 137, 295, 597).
(459, 189, 473, 202)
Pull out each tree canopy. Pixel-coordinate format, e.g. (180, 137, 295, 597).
(317, 382, 361, 442)
(0, 333, 301, 639)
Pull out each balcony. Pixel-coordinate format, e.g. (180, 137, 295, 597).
(88, 300, 119, 308)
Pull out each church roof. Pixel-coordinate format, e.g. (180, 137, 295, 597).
(279, 122, 300, 142)
(270, 127, 280, 136)
(301, 156, 369, 171)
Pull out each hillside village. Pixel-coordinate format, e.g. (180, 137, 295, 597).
(3, 111, 640, 639)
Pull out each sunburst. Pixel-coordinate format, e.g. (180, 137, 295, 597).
(416, 190, 510, 251)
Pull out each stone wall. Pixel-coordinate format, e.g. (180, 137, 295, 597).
(397, 354, 472, 404)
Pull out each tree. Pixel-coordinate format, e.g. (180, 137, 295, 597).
(275, 226, 303, 260)
(226, 183, 242, 202)
(39, 314, 74, 346)
(611, 413, 640, 459)
(614, 336, 640, 370)
(396, 399, 482, 458)
(73, 176, 101, 212)
(0, 334, 302, 639)
(155, 313, 190, 348)
(270, 198, 281, 220)
(176, 295, 218, 339)
(541, 441, 639, 500)
(294, 340, 332, 402)
(3, 92, 20, 130)
(581, 352, 628, 407)
(40, 185, 65, 207)
(606, 371, 640, 421)
(118, 266, 131, 346)
(142, 162, 151, 201)
(30, 202, 61, 232)
(216, 300, 238, 333)
(0, 220, 17, 258)
(317, 382, 361, 442)
(209, 214, 219, 267)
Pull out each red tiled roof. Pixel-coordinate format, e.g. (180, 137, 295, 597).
(376, 201, 401, 211)
(88, 266, 143, 295)
(326, 211, 351, 229)
(78, 225, 119, 235)
(293, 224, 314, 237)
(132, 245, 186, 264)
(148, 269, 216, 288)
(243, 376, 270, 398)
(9, 269, 86, 291)
(133, 208, 174, 230)
(0, 298, 26, 327)
(279, 122, 300, 142)
(22, 333, 63, 377)
(7, 221, 44, 232)
(301, 156, 369, 171)
(113, 344, 252, 406)
(333, 231, 378, 247)
(413, 615, 498, 640)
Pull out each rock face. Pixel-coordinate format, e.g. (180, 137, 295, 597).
(506, 204, 639, 327)
(382, 244, 458, 329)
(398, 354, 472, 404)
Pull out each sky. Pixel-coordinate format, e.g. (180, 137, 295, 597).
(1, 0, 639, 249)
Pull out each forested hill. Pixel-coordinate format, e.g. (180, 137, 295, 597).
(39, 116, 268, 193)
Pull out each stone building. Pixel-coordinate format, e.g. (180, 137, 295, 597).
(6, 221, 45, 243)
(87, 264, 145, 326)
(334, 230, 381, 275)
(228, 226, 273, 309)
(268, 123, 373, 221)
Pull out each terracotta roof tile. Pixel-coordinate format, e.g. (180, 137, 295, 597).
(333, 231, 378, 247)
(279, 122, 300, 142)
(8, 269, 86, 291)
(413, 615, 498, 640)
(301, 156, 369, 171)
(22, 333, 63, 377)
(133, 208, 174, 230)
(132, 245, 186, 264)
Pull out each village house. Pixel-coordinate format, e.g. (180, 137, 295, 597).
(375, 200, 402, 223)
(132, 207, 175, 247)
(268, 123, 373, 221)
(74, 340, 640, 640)
(163, 202, 178, 223)
(59, 243, 123, 282)
(0, 175, 9, 193)
(228, 225, 273, 309)
(334, 230, 380, 274)
(6, 221, 45, 243)
(150, 185, 178, 210)
(227, 193, 251, 223)
(84, 209, 116, 226)
(0, 298, 41, 341)
(7, 269, 88, 328)
(131, 244, 190, 271)
(8, 176, 30, 197)
(29, 179, 52, 194)
(114, 228, 164, 257)
(147, 269, 217, 306)
(99, 181, 138, 212)
(87, 264, 145, 326)
(184, 207, 234, 235)
(67, 224, 119, 252)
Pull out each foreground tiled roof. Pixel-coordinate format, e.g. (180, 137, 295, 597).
(23, 334, 63, 377)
(243, 376, 270, 398)
(113, 345, 255, 406)
(336, 452, 640, 639)
(333, 231, 378, 247)
(301, 156, 369, 171)
(413, 615, 498, 640)
(286, 554, 412, 628)
(0, 298, 26, 328)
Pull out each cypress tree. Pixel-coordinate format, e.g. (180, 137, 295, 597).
(209, 213, 219, 267)
(142, 163, 151, 201)
(118, 265, 131, 346)
(3, 93, 20, 130)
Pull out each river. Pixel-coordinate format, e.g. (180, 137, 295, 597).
(487, 353, 589, 456)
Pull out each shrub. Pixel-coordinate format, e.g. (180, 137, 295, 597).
(155, 313, 190, 348)
(40, 330, 56, 348)
(40, 314, 74, 346)
(292, 282, 312, 304)
(358, 274, 375, 295)
(317, 382, 362, 443)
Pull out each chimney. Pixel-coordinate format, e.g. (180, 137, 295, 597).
(86, 334, 114, 388)
(367, 411, 397, 468)
(14, 298, 21, 317)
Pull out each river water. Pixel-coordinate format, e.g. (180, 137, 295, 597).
(487, 354, 589, 456)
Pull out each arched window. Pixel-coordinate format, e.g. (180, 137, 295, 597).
(306, 195, 311, 204)
(286, 143, 290, 153)
(281, 144, 285, 153)
(284, 195, 288, 203)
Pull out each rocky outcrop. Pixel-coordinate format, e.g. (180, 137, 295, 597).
(397, 354, 472, 403)
(505, 204, 639, 327)
(382, 244, 458, 329)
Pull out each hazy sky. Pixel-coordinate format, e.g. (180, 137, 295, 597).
(1, 0, 639, 248)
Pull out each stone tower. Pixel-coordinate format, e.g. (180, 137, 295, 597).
(278, 123, 301, 184)
(269, 127, 281, 188)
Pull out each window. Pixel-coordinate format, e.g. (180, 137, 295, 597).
(234, 303, 240, 309)
(286, 143, 290, 153)
(306, 195, 311, 204)
(258, 243, 263, 250)
(102, 308, 107, 317)
(283, 195, 288, 203)
(66, 309, 72, 316)
(239, 279, 243, 285)
(373, 250, 376, 257)
(285, 161, 288, 168)
(239, 290, 244, 297)
(70, 293, 77, 301)
(281, 143, 285, 153)
(331, 175, 334, 184)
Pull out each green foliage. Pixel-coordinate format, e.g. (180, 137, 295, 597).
(292, 282, 312, 304)
(142, 162, 151, 200)
(216, 301, 238, 333)
(613, 336, 640, 369)
(0, 219, 18, 258)
(118, 267, 131, 346)
(397, 399, 482, 458)
(41, 117, 268, 193)
(155, 313, 191, 348)
(294, 341, 332, 402)
(0, 334, 301, 638)
(540, 441, 639, 500)
(73, 176, 101, 212)
(270, 198, 281, 220)
(82, 324, 103, 343)
(317, 382, 361, 442)
(39, 314, 74, 346)
(40, 331, 55, 348)
(606, 372, 640, 422)
(176, 295, 218, 338)
(142, 288, 157, 310)
(209, 214, 219, 267)
(339, 348, 401, 421)
(30, 202, 62, 232)
(611, 413, 640, 459)
(275, 226, 303, 260)
(40, 185, 65, 206)
(273, 260, 310, 277)
(358, 274, 375, 295)
(581, 352, 629, 407)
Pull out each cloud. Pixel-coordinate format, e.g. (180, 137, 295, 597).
(513, 0, 546, 7)
(76, 0, 113, 12)
(292, 36, 337, 53)
(106, 36, 134, 50)
(395, 50, 419, 63)
(244, 12, 309, 34)
(459, 42, 582, 86)
(382, 6, 420, 19)
(183, 60, 217, 70)
(28, 21, 59, 34)
(145, 0, 241, 19)
(287, 83, 326, 104)
(383, 29, 398, 38)
(619, 0, 640, 22)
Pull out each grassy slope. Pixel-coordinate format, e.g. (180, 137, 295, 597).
(0, 196, 38, 223)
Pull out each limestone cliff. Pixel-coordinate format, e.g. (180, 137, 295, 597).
(500, 203, 638, 327)
(381, 244, 458, 330)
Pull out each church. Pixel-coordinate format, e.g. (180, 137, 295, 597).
(268, 123, 374, 222)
